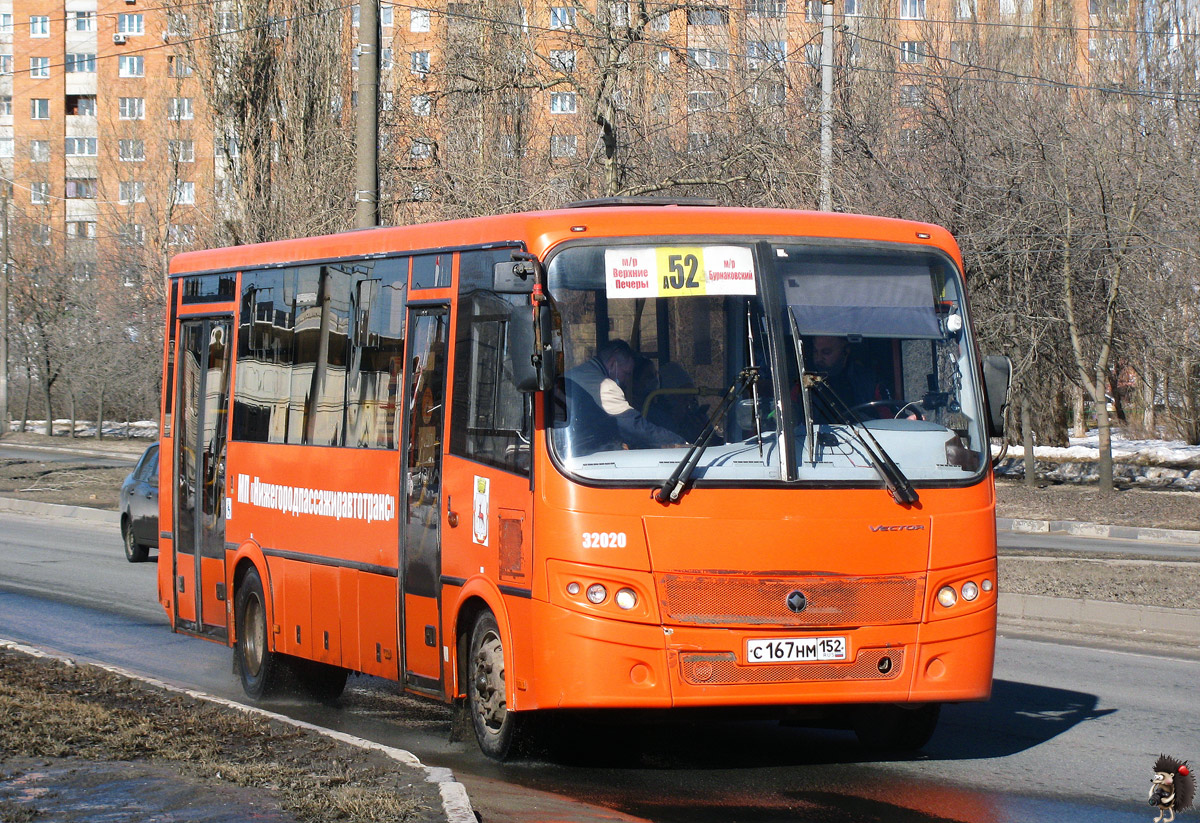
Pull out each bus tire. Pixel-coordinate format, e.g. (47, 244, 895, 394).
(122, 519, 148, 563)
(853, 703, 941, 752)
(234, 567, 284, 699)
(467, 610, 520, 760)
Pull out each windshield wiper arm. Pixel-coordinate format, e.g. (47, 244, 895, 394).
(806, 377, 919, 506)
(654, 367, 759, 504)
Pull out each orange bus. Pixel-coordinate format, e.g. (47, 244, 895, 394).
(158, 201, 1011, 758)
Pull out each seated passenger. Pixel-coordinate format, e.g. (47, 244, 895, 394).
(565, 340, 684, 450)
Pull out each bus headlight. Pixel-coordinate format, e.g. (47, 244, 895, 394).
(586, 584, 608, 604)
(615, 588, 638, 610)
(961, 581, 979, 601)
(937, 586, 958, 608)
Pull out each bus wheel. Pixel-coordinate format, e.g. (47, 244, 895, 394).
(234, 567, 284, 699)
(468, 611, 519, 760)
(122, 520, 148, 563)
(853, 703, 941, 752)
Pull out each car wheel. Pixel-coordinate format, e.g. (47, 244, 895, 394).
(467, 610, 521, 760)
(234, 567, 284, 699)
(122, 519, 148, 563)
(853, 703, 941, 751)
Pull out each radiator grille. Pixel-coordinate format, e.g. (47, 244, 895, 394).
(658, 573, 924, 627)
(680, 648, 905, 685)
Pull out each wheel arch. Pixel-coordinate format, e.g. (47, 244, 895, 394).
(449, 580, 514, 706)
(229, 540, 273, 650)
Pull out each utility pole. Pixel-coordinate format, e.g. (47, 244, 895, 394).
(354, 0, 380, 229)
(0, 181, 8, 439)
(819, 0, 835, 211)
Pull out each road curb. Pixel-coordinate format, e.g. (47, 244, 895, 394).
(998, 517, 1200, 545)
(0, 497, 119, 524)
(998, 592, 1200, 636)
(0, 638, 477, 823)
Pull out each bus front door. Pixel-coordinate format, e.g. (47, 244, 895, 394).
(400, 306, 450, 694)
(173, 318, 232, 639)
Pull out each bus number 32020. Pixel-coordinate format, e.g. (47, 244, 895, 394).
(582, 532, 627, 548)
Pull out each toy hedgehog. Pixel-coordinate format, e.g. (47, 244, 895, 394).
(1150, 754, 1195, 823)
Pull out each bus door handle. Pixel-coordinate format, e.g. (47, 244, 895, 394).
(446, 496, 459, 528)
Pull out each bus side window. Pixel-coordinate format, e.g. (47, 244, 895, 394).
(347, 256, 408, 449)
(450, 249, 531, 476)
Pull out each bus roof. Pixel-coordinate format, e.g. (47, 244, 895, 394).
(167, 206, 961, 277)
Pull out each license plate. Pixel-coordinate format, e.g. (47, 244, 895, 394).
(745, 636, 848, 664)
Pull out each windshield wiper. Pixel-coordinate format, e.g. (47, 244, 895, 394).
(806, 377, 919, 506)
(654, 367, 759, 504)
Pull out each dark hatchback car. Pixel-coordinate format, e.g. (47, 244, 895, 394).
(120, 443, 159, 563)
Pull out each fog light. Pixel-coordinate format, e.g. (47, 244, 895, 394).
(961, 581, 979, 601)
(566, 582, 580, 596)
(937, 586, 958, 608)
(981, 578, 993, 592)
(615, 588, 638, 610)
(586, 584, 608, 604)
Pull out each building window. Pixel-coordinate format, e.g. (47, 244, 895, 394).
(899, 84, 923, 106)
(650, 13, 670, 30)
(117, 14, 144, 35)
(119, 56, 144, 77)
(119, 181, 146, 204)
(30, 98, 49, 120)
(747, 0, 786, 16)
(166, 13, 190, 35)
(550, 6, 576, 29)
(409, 138, 434, 160)
(748, 40, 785, 70)
(411, 94, 432, 116)
(411, 8, 430, 31)
(804, 43, 821, 67)
(806, 0, 822, 21)
(66, 221, 98, 240)
(30, 15, 50, 37)
(899, 40, 926, 63)
(900, 0, 926, 18)
(0, 138, 12, 158)
(168, 139, 195, 162)
(65, 54, 97, 73)
(550, 134, 577, 158)
(549, 92, 577, 113)
(381, 48, 393, 70)
(845, 0, 860, 15)
(687, 132, 713, 154)
(168, 97, 194, 120)
(0, 96, 9, 116)
(749, 81, 787, 106)
(688, 48, 729, 70)
(657, 50, 671, 72)
(66, 95, 96, 116)
(30, 57, 50, 79)
(65, 137, 98, 156)
(31, 182, 50, 205)
(119, 139, 145, 161)
(381, 6, 394, 26)
(168, 224, 195, 245)
(950, 40, 974, 63)
(31, 140, 50, 162)
(172, 181, 195, 205)
(65, 178, 97, 199)
(687, 7, 729, 25)
(217, 12, 240, 32)
(549, 49, 576, 72)
(32, 225, 52, 246)
(71, 11, 95, 31)
(167, 55, 193, 77)
(119, 97, 145, 119)
(687, 90, 726, 111)
(120, 224, 147, 246)
(411, 51, 430, 75)
(0, 55, 10, 76)
(0, 14, 11, 34)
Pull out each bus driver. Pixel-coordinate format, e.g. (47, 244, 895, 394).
(565, 340, 685, 450)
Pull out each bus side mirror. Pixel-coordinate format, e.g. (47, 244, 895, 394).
(494, 261, 536, 294)
(981, 355, 1012, 438)
(507, 313, 541, 392)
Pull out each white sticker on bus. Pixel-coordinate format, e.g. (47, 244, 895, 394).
(605, 246, 756, 299)
(236, 474, 396, 524)
(473, 475, 490, 547)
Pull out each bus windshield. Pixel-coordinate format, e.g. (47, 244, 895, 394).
(547, 240, 988, 487)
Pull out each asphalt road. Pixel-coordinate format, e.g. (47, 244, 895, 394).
(0, 511, 1192, 823)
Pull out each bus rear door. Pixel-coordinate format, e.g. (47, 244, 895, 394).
(172, 317, 233, 638)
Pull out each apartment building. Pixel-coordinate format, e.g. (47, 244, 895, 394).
(1, 0, 1141, 263)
